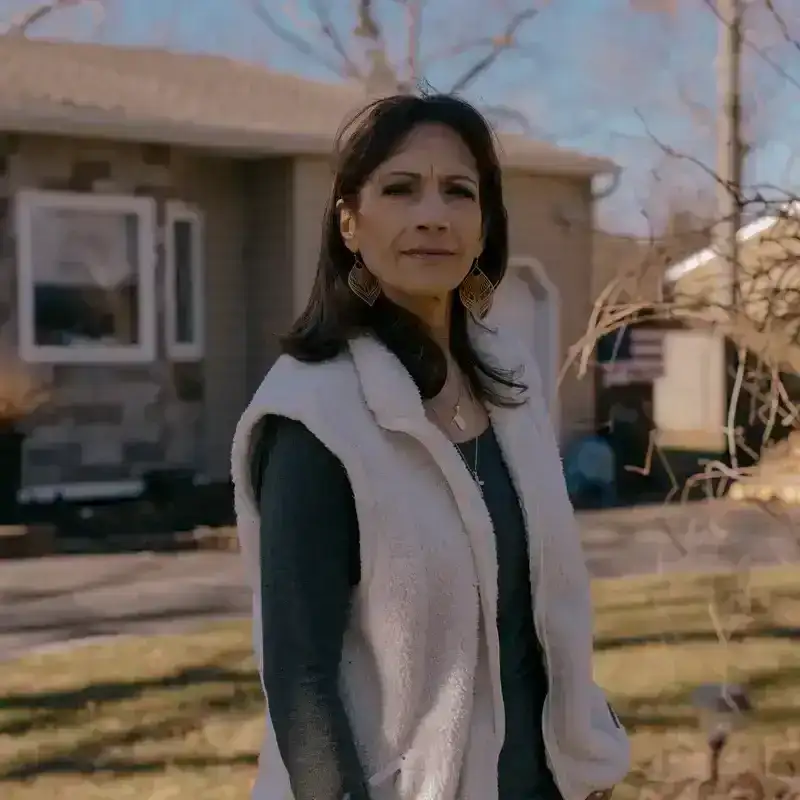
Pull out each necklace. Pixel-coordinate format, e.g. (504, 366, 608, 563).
(457, 438, 484, 489)
(451, 381, 467, 431)
(426, 366, 483, 489)
(427, 389, 484, 490)
(428, 363, 467, 433)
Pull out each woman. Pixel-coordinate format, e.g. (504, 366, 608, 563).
(232, 93, 630, 800)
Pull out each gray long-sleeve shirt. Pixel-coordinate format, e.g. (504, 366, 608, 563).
(251, 415, 559, 800)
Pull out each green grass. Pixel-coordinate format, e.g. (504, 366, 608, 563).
(1, 564, 799, 798)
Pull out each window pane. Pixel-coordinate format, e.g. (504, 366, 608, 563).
(173, 219, 195, 345)
(29, 207, 141, 347)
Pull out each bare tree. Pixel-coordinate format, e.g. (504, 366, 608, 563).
(580, 20, 800, 770)
(581, 1, 800, 501)
(246, 0, 546, 130)
(564, 0, 799, 240)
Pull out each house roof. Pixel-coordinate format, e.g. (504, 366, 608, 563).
(0, 36, 616, 177)
(664, 202, 800, 282)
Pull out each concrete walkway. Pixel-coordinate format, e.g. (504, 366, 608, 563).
(579, 499, 800, 577)
(1, 500, 798, 661)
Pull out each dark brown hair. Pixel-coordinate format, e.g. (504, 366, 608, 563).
(281, 92, 524, 404)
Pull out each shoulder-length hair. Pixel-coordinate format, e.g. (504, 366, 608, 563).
(281, 92, 525, 405)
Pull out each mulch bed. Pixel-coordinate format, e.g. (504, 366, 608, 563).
(0, 523, 238, 559)
(1, 481, 238, 559)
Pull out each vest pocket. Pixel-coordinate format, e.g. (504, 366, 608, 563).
(368, 756, 403, 797)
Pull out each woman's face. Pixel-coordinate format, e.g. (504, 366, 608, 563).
(339, 123, 484, 304)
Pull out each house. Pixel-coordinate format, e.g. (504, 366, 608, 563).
(588, 224, 716, 486)
(0, 36, 616, 502)
(657, 204, 800, 462)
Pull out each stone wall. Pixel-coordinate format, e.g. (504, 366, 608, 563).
(0, 133, 218, 488)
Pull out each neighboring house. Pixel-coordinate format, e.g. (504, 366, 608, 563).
(657, 204, 800, 457)
(0, 36, 616, 502)
(581, 220, 720, 497)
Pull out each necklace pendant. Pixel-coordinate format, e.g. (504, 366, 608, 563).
(452, 408, 466, 431)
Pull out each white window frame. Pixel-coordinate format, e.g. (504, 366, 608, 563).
(164, 201, 205, 361)
(15, 189, 157, 365)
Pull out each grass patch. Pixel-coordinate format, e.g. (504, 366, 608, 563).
(593, 564, 800, 796)
(1, 564, 799, 798)
(0, 626, 262, 799)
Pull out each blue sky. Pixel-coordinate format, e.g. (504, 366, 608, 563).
(17, 0, 800, 234)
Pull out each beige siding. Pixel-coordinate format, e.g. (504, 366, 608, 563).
(184, 154, 247, 480)
(502, 171, 595, 440)
(243, 158, 295, 397)
(238, 156, 330, 397)
(291, 157, 333, 316)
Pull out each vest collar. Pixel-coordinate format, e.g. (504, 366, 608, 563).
(347, 323, 529, 432)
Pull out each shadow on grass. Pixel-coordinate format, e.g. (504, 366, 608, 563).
(0, 661, 258, 710)
(595, 594, 712, 615)
(0, 599, 249, 640)
(0, 660, 264, 781)
(2, 702, 261, 779)
(0, 660, 261, 738)
(595, 625, 800, 651)
(614, 664, 800, 732)
(2, 753, 259, 780)
(618, 703, 800, 733)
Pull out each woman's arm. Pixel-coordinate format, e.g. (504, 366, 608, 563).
(253, 415, 368, 800)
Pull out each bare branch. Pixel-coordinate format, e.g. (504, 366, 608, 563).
(633, 108, 731, 192)
(309, 0, 363, 79)
(401, 0, 423, 86)
(674, 77, 717, 136)
(481, 103, 534, 134)
(242, 0, 543, 129)
(448, 8, 538, 94)
(247, 0, 361, 78)
(700, 0, 800, 94)
(1, 0, 106, 36)
(353, 0, 381, 41)
(764, 0, 800, 54)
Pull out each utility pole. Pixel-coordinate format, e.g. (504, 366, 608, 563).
(715, 0, 745, 470)
(714, 0, 744, 307)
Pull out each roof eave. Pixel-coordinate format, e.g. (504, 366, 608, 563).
(501, 156, 618, 178)
(0, 107, 336, 157)
(0, 107, 619, 176)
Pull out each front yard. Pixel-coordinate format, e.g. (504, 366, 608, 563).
(1, 565, 799, 799)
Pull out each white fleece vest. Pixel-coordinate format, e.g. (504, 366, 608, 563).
(231, 326, 630, 800)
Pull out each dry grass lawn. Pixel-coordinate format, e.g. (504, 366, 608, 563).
(593, 565, 800, 798)
(1, 564, 799, 799)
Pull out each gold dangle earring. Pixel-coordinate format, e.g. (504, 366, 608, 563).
(459, 261, 495, 319)
(347, 254, 380, 306)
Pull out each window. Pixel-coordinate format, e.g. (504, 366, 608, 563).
(165, 201, 204, 360)
(15, 190, 157, 364)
